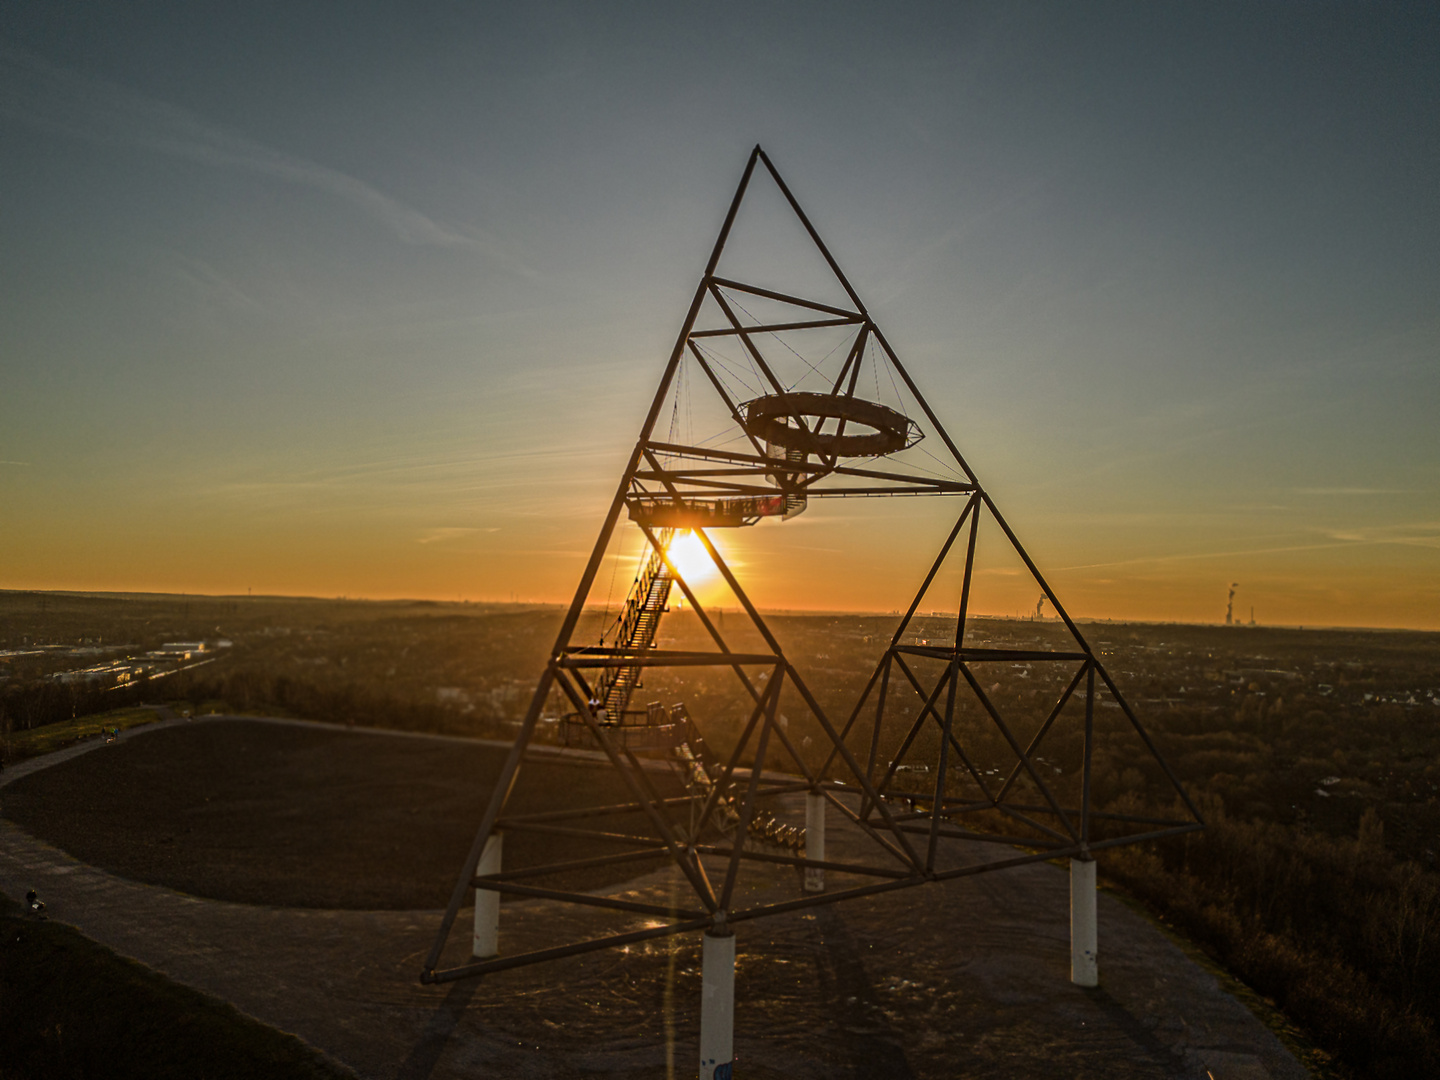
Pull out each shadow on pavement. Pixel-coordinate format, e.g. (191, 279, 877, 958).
(815, 907, 917, 1079)
(396, 976, 481, 1080)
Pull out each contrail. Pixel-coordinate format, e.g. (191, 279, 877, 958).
(0, 44, 477, 250)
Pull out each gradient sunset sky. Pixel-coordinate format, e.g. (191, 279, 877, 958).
(2, 3, 1437, 629)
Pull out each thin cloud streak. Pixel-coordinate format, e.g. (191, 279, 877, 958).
(163, 249, 265, 310)
(1056, 540, 1375, 573)
(0, 45, 479, 251)
(191, 439, 620, 505)
(416, 527, 498, 544)
(1057, 520, 1440, 573)
(1323, 522, 1440, 549)
(1292, 487, 1413, 496)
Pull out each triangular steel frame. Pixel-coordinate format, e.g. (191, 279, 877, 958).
(421, 146, 1202, 984)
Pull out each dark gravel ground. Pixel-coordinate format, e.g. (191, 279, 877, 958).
(0, 718, 1312, 1079)
(0, 719, 679, 909)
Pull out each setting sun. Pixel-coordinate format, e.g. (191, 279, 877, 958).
(665, 530, 720, 588)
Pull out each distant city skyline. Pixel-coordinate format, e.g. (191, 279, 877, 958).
(2, 4, 1437, 629)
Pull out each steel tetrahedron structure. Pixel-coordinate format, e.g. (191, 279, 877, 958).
(422, 145, 1203, 987)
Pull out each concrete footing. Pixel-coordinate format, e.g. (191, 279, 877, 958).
(804, 791, 826, 893)
(700, 929, 735, 1080)
(472, 832, 503, 959)
(1070, 856, 1097, 986)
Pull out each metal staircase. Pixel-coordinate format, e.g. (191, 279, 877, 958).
(672, 705, 805, 853)
(595, 528, 674, 718)
(580, 532, 807, 854)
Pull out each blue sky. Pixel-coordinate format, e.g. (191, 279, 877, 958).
(2, 3, 1437, 626)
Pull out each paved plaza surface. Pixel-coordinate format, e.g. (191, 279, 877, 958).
(0, 717, 1307, 1080)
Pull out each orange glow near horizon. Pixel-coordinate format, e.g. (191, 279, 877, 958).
(1, 498, 1436, 630)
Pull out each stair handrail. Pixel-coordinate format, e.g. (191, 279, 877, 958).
(597, 528, 674, 712)
(678, 720, 805, 854)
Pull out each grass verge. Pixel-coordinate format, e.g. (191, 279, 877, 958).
(1, 708, 162, 766)
(0, 890, 354, 1079)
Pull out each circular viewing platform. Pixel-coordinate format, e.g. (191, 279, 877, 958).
(740, 391, 920, 457)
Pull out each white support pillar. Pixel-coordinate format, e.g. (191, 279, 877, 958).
(699, 929, 735, 1080)
(1070, 857, 1098, 986)
(804, 790, 826, 893)
(472, 832, 503, 959)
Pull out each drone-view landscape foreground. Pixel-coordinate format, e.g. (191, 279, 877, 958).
(2, 589, 1438, 1077)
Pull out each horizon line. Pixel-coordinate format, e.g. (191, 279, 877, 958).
(2, 588, 1435, 636)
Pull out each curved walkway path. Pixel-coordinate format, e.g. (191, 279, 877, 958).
(0, 716, 1307, 1080)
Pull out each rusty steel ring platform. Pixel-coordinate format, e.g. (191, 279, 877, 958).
(740, 391, 920, 457)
